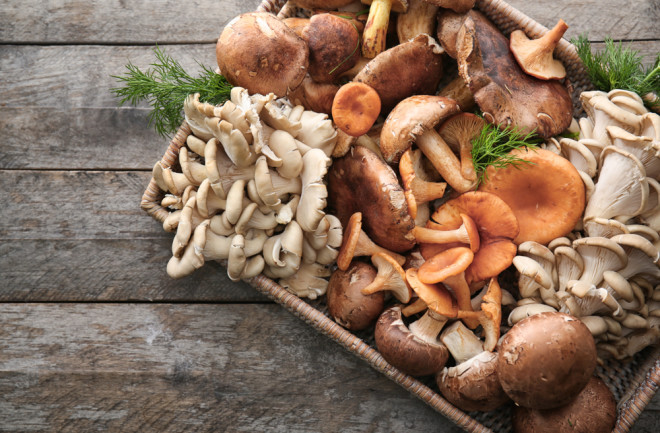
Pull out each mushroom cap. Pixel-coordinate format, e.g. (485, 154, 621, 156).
(509, 19, 569, 80)
(479, 148, 585, 245)
(332, 82, 382, 137)
(302, 13, 360, 83)
(216, 12, 309, 97)
(438, 112, 485, 154)
(291, 0, 356, 8)
(455, 11, 573, 137)
(327, 145, 416, 252)
(437, 351, 510, 412)
(421, 191, 519, 283)
(326, 261, 384, 331)
(405, 268, 458, 317)
(418, 246, 474, 285)
(363, 252, 412, 303)
(497, 312, 598, 410)
(354, 33, 444, 114)
(512, 376, 617, 433)
(374, 305, 449, 377)
(380, 95, 461, 163)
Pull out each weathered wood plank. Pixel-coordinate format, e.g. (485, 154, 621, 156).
(1, 40, 659, 170)
(0, 239, 267, 302)
(0, 0, 263, 44)
(0, 303, 466, 433)
(505, 0, 660, 41)
(0, 0, 657, 43)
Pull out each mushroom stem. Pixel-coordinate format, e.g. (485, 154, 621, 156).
(409, 309, 449, 344)
(412, 213, 480, 252)
(362, 0, 394, 59)
(416, 129, 477, 193)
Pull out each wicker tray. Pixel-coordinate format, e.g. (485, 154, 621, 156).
(140, 0, 660, 431)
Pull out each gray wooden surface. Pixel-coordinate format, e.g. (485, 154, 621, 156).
(0, 0, 658, 432)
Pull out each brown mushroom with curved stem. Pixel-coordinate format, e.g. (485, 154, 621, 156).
(509, 19, 569, 80)
(336, 212, 406, 271)
(380, 95, 478, 193)
(360, 252, 412, 303)
(327, 261, 384, 331)
(328, 145, 416, 252)
(360, 0, 409, 59)
(437, 112, 485, 182)
(479, 148, 585, 245)
(216, 12, 308, 97)
(455, 11, 573, 137)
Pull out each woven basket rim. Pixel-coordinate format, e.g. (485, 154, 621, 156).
(140, 1, 659, 432)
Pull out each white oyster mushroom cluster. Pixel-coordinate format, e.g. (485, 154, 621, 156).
(152, 87, 341, 299)
(513, 91, 660, 360)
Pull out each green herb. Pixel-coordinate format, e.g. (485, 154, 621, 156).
(471, 122, 541, 185)
(572, 34, 660, 110)
(111, 46, 233, 137)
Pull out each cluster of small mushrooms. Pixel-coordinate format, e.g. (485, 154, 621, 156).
(147, 0, 659, 429)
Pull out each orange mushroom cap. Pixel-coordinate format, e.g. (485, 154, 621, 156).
(478, 147, 585, 245)
(509, 19, 569, 80)
(332, 82, 381, 137)
(420, 191, 519, 284)
(413, 213, 480, 252)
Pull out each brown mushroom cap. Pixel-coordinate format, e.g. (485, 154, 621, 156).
(374, 305, 449, 377)
(497, 312, 598, 410)
(287, 74, 339, 115)
(436, 8, 468, 59)
(455, 10, 573, 137)
(478, 148, 585, 245)
(302, 13, 360, 83)
(436, 351, 510, 412)
(354, 33, 444, 114)
(217, 12, 309, 97)
(512, 376, 617, 433)
(326, 261, 384, 331)
(420, 191, 519, 284)
(327, 145, 416, 253)
(379, 95, 461, 163)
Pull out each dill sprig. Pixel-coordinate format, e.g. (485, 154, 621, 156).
(471, 122, 541, 186)
(572, 34, 660, 110)
(111, 46, 233, 137)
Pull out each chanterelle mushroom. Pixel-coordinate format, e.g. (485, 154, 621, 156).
(509, 19, 569, 80)
(455, 10, 573, 137)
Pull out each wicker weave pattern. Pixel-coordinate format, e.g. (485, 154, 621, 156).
(140, 1, 660, 431)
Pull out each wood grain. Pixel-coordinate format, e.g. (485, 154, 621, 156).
(0, 0, 263, 43)
(0, 303, 466, 433)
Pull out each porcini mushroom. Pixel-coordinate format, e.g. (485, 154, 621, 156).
(509, 19, 569, 80)
(216, 12, 309, 97)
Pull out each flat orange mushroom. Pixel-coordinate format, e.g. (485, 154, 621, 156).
(332, 82, 381, 137)
(478, 148, 585, 245)
(419, 191, 519, 284)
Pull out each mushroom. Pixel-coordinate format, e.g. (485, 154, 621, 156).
(580, 92, 642, 147)
(360, 252, 413, 303)
(509, 19, 569, 80)
(374, 304, 450, 377)
(331, 82, 381, 137)
(420, 191, 519, 284)
(216, 12, 309, 97)
(412, 213, 480, 252)
(479, 148, 586, 245)
(512, 376, 617, 433)
(296, 148, 331, 233)
(279, 262, 332, 300)
(327, 145, 416, 252)
(396, 0, 438, 43)
(360, 0, 409, 59)
(380, 95, 478, 193)
(326, 261, 384, 331)
(336, 212, 405, 270)
(497, 312, 598, 409)
(354, 34, 444, 113)
(455, 11, 573, 137)
(166, 220, 208, 279)
(301, 13, 360, 83)
(437, 112, 485, 181)
(572, 236, 627, 286)
(398, 148, 448, 220)
(286, 75, 339, 116)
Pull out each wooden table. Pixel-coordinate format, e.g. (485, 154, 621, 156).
(1, 0, 658, 431)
